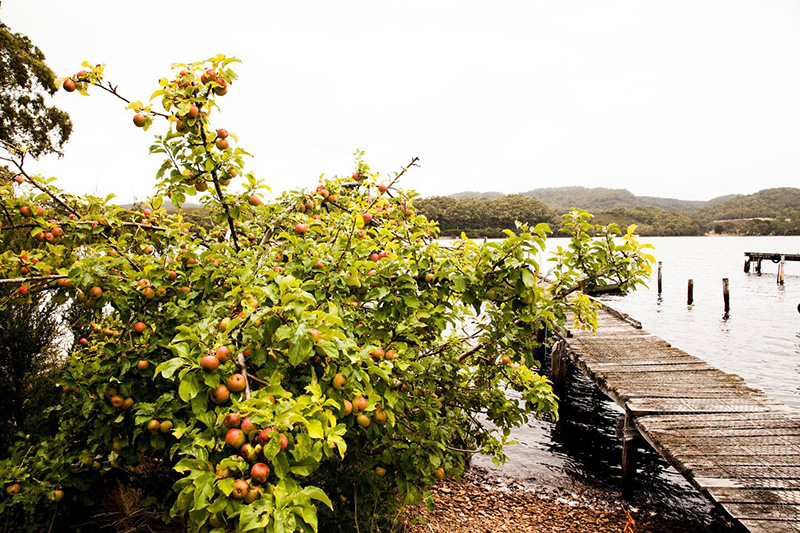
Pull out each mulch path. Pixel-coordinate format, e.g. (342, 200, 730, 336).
(402, 467, 734, 533)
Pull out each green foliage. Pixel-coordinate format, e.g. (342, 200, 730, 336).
(415, 194, 556, 238)
(0, 21, 72, 159)
(0, 56, 653, 532)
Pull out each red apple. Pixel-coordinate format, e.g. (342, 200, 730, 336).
(216, 346, 231, 362)
(62, 79, 76, 92)
(258, 427, 277, 446)
(362, 213, 373, 224)
(147, 419, 161, 434)
(250, 463, 270, 484)
(137, 360, 149, 371)
(333, 373, 347, 390)
(353, 396, 367, 412)
(241, 417, 258, 434)
(232, 479, 249, 499)
(200, 355, 220, 371)
(239, 443, 258, 463)
(210, 384, 230, 404)
(215, 138, 229, 150)
(223, 412, 242, 428)
(133, 322, 147, 334)
(227, 374, 246, 392)
(217, 128, 228, 139)
(248, 195, 262, 206)
(225, 428, 246, 449)
(133, 113, 146, 127)
(18, 285, 29, 296)
(294, 223, 307, 234)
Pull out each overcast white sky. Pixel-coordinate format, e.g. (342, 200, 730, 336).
(3, 1, 800, 203)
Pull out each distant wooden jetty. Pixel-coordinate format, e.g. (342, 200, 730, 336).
(744, 252, 799, 274)
(555, 304, 800, 532)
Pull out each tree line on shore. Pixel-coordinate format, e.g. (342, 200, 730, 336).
(414, 187, 800, 238)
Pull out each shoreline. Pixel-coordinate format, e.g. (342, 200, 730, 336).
(403, 465, 736, 532)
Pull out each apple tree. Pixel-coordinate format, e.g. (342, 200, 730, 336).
(0, 56, 653, 532)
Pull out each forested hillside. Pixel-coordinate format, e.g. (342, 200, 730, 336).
(415, 194, 556, 238)
(425, 187, 800, 237)
(516, 186, 727, 213)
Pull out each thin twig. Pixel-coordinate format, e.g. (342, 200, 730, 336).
(0, 274, 67, 285)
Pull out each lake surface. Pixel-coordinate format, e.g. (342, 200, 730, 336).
(474, 235, 800, 527)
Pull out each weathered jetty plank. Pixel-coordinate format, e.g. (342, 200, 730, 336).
(563, 307, 800, 532)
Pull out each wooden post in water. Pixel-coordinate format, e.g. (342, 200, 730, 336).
(722, 278, 730, 314)
(657, 261, 663, 296)
(778, 256, 785, 286)
(756, 260, 762, 275)
(621, 412, 639, 498)
(687, 279, 694, 305)
(550, 339, 568, 397)
(534, 327, 547, 363)
(744, 258, 750, 273)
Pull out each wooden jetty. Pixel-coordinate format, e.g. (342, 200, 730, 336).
(556, 304, 800, 532)
(744, 252, 799, 275)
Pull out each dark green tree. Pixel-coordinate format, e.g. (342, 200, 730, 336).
(0, 19, 76, 455)
(0, 20, 72, 160)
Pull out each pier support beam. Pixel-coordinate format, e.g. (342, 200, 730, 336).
(550, 339, 568, 397)
(744, 258, 750, 273)
(778, 256, 785, 286)
(756, 260, 762, 274)
(621, 412, 641, 498)
(534, 327, 547, 364)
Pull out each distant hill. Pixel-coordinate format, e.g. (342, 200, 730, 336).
(427, 187, 800, 237)
(449, 186, 740, 213)
(693, 188, 800, 222)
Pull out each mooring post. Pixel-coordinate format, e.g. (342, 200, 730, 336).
(722, 278, 730, 314)
(657, 261, 663, 296)
(756, 260, 762, 275)
(687, 279, 694, 305)
(534, 327, 547, 363)
(550, 339, 567, 398)
(621, 412, 639, 498)
(744, 257, 750, 273)
(778, 256, 785, 286)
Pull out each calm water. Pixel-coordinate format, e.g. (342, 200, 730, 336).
(474, 235, 800, 527)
